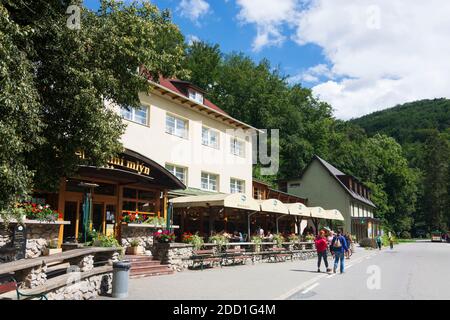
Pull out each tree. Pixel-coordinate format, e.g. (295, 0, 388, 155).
(422, 131, 450, 232)
(0, 0, 186, 216)
(183, 41, 221, 91)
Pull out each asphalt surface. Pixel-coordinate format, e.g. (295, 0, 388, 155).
(100, 241, 449, 300)
(289, 241, 450, 300)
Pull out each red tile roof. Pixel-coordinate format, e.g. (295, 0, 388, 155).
(158, 77, 228, 115)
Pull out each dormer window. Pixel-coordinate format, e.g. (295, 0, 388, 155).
(188, 89, 204, 104)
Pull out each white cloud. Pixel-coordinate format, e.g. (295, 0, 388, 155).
(186, 34, 201, 45)
(288, 63, 335, 84)
(178, 0, 210, 23)
(235, 0, 300, 51)
(236, 0, 450, 119)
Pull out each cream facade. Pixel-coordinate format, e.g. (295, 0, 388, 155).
(111, 85, 255, 196)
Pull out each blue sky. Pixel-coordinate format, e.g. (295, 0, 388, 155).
(84, 0, 325, 86)
(83, 1, 450, 120)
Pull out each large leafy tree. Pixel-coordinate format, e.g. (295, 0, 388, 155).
(0, 0, 186, 216)
(421, 131, 450, 232)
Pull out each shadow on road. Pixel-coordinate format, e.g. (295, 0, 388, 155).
(289, 269, 328, 274)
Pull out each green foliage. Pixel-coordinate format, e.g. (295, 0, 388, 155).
(93, 234, 121, 248)
(182, 233, 204, 250)
(208, 233, 229, 250)
(144, 216, 166, 226)
(0, 0, 186, 218)
(250, 235, 263, 245)
(352, 100, 450, 234)
(272, 234, 285, 247)
(129, 239, 140, 247)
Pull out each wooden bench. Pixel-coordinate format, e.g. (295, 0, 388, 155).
(223, 248, 247, 266)
(0, 275, 47, 300)
(266, 247, 292, 262)
(191, 250, 222, 270)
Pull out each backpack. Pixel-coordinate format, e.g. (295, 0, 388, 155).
(333, 236, 342, 248)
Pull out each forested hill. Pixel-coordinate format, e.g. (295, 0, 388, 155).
(351, 98, 450, 235)
(350, 99, 450, 144)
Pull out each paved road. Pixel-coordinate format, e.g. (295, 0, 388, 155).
(289, 241, 450, 300)
(102, 241, 449, 300)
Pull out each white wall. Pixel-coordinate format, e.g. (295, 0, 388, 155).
(111, 92, 254, 195)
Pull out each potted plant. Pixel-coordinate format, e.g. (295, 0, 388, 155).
(153, 230, 176, 244)
(126, 239, 140, 255)
(43, 240, 62, 256)
(273, 233, 285, 248)
(208, 233, 229, 252)
(182, 232, 204, 250)
(305, 234, 315, 243)
(287, 234, 299, 250)
(251, 235, 263, 252)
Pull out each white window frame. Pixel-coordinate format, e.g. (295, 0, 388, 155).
(165, 164, 187, 185)
(120, 105, 149, 125)
(230, 178, 245, 194)
(230, 137, 245, 157)
(188, 89, 204, 104)
(201, 172, 219, 192)
(165, 113, 189, 139)
(202, 126, 220, 149)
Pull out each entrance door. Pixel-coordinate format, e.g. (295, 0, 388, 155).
(105, 204, 116, 236)
(92, 203, 105, 234)
(63, 201, 79, 242)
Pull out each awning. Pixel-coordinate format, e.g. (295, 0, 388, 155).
(287, 203, 311, 217)
(309, 207, 327, 219)
(324, 209, 345, 221)
(169, 193, 260, 211)
(258, 199, 289, 214)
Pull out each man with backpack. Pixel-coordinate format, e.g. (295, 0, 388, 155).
(331, 229, 348, 274)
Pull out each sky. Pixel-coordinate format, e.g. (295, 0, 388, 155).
(84, 0, 450, 120)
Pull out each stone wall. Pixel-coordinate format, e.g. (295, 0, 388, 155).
(120, 225, 155, 255)
(45, 273, 113, 300)
(0, 222, 61, 263)
(152, 243, 194, 272)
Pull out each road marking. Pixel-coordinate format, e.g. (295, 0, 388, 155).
(346, 264, 354, 269)
(275, 274, 327, 300)
(277, 250, 379, 300)
(301, 283, 319, 294)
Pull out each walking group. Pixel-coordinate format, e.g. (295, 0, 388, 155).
(314, 229, 354, 274)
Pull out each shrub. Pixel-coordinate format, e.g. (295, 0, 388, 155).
(400, 231, 411, 239)
(93, 234, 120, 248)
(288, 234, 300, 242)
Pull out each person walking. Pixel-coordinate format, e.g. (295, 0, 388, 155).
(331, 230, 348, 274)
(344, 233, 353, 259)
(376, 235, 382, 250)
(389, 235, 394, 250)
(315, 231, 331, 273)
